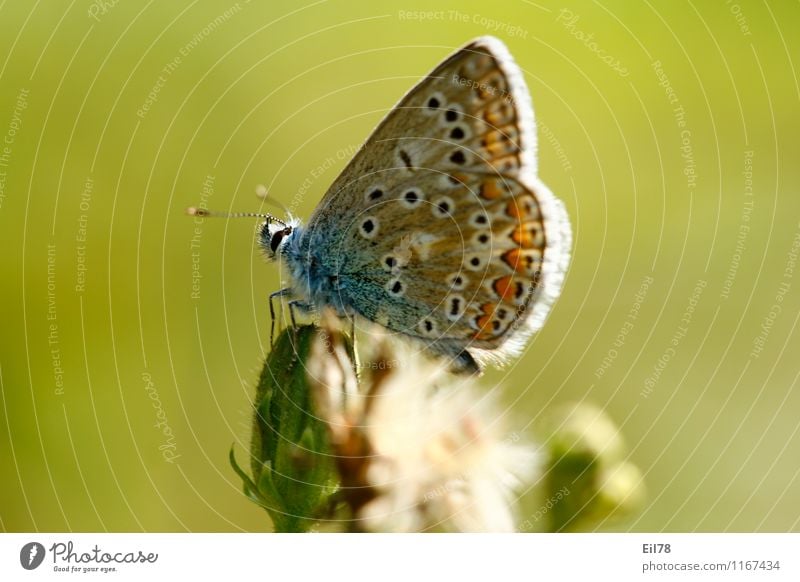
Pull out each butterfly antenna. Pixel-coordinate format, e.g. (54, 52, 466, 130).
(185, 206, 286, 226)
(255, 184, 291, 216)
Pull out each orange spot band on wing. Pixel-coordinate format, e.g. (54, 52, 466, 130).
(506, 196, 539, 221)
(474, 302, 499, 340)
(483, 102, 515, 126)
(511, 222, 544, 249)
(502, 248, 542, 277)
(493, 275, 517, 301)
(480, 180, 503, 200)
(505, 200, 523, 220)
(502, 248, 524, 272)
(491, 154, 520, 172)
(511, 225, 529, 247)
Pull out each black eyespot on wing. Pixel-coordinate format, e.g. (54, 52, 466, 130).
(404, 190, 419, 204)
(450, 150, 466, 165)
(450, 297, 461, 316)
(399, 149, 413, 169)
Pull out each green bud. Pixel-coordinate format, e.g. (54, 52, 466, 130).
(540, 402, 644, 532)
(595, 461, 646, 520)
(231, 325, 342, 532)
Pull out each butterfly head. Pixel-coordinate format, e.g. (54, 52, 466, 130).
(259, 220, 295, 260)
(186, 206, 294, 261)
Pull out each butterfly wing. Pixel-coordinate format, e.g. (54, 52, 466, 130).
(299, 36, 571, 370)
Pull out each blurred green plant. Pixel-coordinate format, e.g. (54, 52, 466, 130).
(541, 402, 645, 532)
(233, 318, 645, 533)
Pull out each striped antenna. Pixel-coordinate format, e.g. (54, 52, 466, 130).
(256, 183, 290, 215)
(185, 206, 286, 227)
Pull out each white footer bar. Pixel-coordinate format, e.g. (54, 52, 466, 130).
(1, 533, 797, 581)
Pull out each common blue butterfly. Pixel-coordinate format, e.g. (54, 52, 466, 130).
(193, 37, 571, 374)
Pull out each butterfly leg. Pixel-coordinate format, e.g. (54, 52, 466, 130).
(347, 315, 359, 372)
(287, 299, 313, 330)
(349, 315, 356, 350)
(269, 288, 292, 346)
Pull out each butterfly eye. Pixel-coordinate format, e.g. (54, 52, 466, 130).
(270, 226, 292, 253)
(269, 231, 284, 252)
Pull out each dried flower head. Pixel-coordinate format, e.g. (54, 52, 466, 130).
(307, 312, 539, 532)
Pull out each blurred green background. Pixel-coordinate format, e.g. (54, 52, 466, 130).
(1, 0, 799, 532)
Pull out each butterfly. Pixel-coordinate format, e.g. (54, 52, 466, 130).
(196, 36, 571, 374)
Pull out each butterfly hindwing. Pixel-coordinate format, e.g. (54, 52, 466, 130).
(298, 37, 571, 369)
